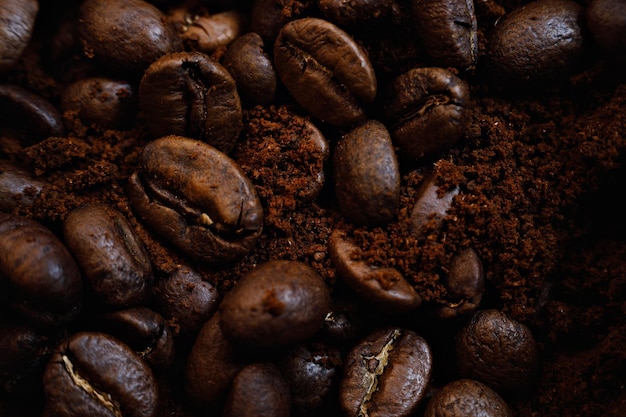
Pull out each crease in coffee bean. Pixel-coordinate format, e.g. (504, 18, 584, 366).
(390, 94, 458, 131)
(180, 60, 208, 139)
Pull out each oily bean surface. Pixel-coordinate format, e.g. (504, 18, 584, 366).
(424, 379, 513, 417)
(0, 0, 38, 73)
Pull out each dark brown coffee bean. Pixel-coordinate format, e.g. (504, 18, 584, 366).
(488, 0, 585, 84)
(0, 214, 82, 328)
(77, 0, 183, 77)
(43, 331, 158, 417)
(411, 0, 478, 70)
(340, 327, 433, 417)
(437, 248, 485, 319)
(424, 379, 513, 417)
(139, 51, 243, 153)
(274, 18, 377, 127)
(127, 136, 263, 264)
(381, 67, 470, 162)
(0, 160, 45, 212)
(63, 204, 153, 308)
(60, 77, 137, 130)
(322, 308, 357, 344)
(219, 260, 331, 348)
(329, 229, 422, 314)
(456, 309, 539, 393)
(586, 0, 626, 59)
(0, 0, 38, 73)
(409, 172, 460, 240)
(333, 120, 400, 225)
(222, 32, 277, 106)
(169, 8, 246, 53)
(223, 362, 291, 417)
(318, 0, 393, 27)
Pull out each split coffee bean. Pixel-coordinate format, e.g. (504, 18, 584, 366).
(424, 379, 513, 417)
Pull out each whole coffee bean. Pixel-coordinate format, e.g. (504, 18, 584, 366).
(43, 331, 158, 417)
(340, 327, 433, 417)
(63, 204, 153, 308)
(456, 309, 539, 393)
(0, 0, 38, 73)
(411, 0, 478, 70)
(409, 173, 460, 240)
(333, 120, 400, 225)
(437, 248, 485, 319)
(329, 229, 422, 314)
(488, 0, 585, 84)
(222, 32, 277, 106)
(169, 8, 246, 53)
(0, 160, 45, 212)
(318, 0, 393, 27)
(127, 136, 263, 264)
(219, 260, 331, 348)
(0, 214, 82, 328)
(223, 362, 291, 417)
(586, 0, 626, 59)
(274, 18, 377, 127)
(77, 0, 183, 77)
(381, 67, 470, 163)
(322, 309, 357, 344)
(424, 379, 513, 417)
(139, 52, 243, 153)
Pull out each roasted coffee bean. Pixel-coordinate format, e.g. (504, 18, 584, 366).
(0, 0, 38, 73)
(219, 260, 331, 348)
(274, 18, 377, 127)
(329, 229, 422, 314)
(586, 0, 626, 59)
(318, 0, 393, 27)
(222, 32, 277, 106)
(409, 172, 460, 240)
(63, 204, 153, 308)
(223, 362, 291, 417)
(127, 136, 263, 264)
(340, 327, 433, 417)
(488, 0, 585, 84)
(456, 309, 539, 393)
(43, 331, 158, 417)
(0, 160, 45, 212)
(333, 120, 400, 225)
(0, 214, 82, 328)
(437, 248, 485, 319)
(169, 8, 246, 53)
(60, 77, 137, 130)
(322, 309, 356, 344)
(424, 379, 513, 417)
(77, 0, 183, 77)
(139, 52, 243, 153)
(411, 0, 478, 70)
(381, 67, 470, 163)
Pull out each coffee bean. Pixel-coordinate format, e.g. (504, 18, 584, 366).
(222, 32, 277, 106)
(127, 136, 263, 264)
(456, 309, 539, 393)
(0, 160, 45, 212)
(223, 362, 291, 417)
(329, 229, 422, 314)
(139, 52, 243, 153)
(250, 0, 307, 44)
(77, 0, 183, 77)
(333, 120, 400, 225)
(274, 18, 377, 127)
(437, 248, 485, 319)
(63, 204, 154, 308)
(169, 8, 246, 53)
(424, 379, 513, 417)
(322, 309, 356, 345)
(381, 67, 470, 163)
(409, 172, 460, 240)
(43, 331, 158, 417)
(340, 327, 433, 417)
(0, 0, 38, 73)
(411, 0, 478, 70)
(318, 0, 393, 27)
(0, 214, 82, 328)
(488, 0, 585, 84)
(219, 260, 331, 348)
(586, 0, 626, 60)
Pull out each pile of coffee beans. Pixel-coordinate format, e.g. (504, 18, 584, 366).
(1, 0, 625, 416)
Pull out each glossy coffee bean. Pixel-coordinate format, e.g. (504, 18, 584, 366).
(77, 0, 183, 77)
(274, 18, 377, 127)
(222, 32, 277, 106)
(43, 332, 158, 417)
(63, 204, 153, 308)
(219, 260, 331, 348)
(456, 309, 539, 393)
(169, 8, 246, 53)
(381, 67, 470, 162)
(0, 0, 38, 73)
(488, 0, 585, 83)
(409, 173, 460, 240)
(127, 136, 263, 264)
(0, 214, 82, 328)
(0, 160, 45, 212)
(586, 0, 626, 59)
(223, 362, 291, 417)
(318, 0, 393, 27)
(340, 327, 433, 417)
(329, 229, 421, 314)
(437, 248, 485, 319)
(411, 0, 478, 70)
(139, 52, 243, 153)
(424, 379, 513, 417)
(334, 120, 400, 225)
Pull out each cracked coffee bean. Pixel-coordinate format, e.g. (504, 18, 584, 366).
(437, 248, 485, 319)
(424, 379, 513, 417)
(340, 327, 433, 417)
(127, 135, 263, 264)
(0, 0, 38, 73)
